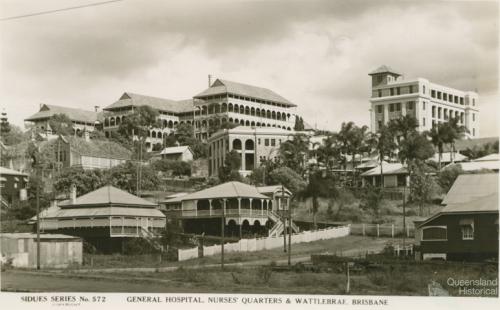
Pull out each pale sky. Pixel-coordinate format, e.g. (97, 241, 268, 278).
(1, 0, 498, 136)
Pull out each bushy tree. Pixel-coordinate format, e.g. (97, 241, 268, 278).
(218, 150, 242, 183)
(279, 133, 309, 176)
(437, 165, 463, 194)
(268, 166, 307, 194)
(0, 123, 25, 145)
(411, 163, 440, 215)
(153, 159, 191, 177)
(294, 116, 305, 131)
(48, 113, 74, 136)
(360, 185, 383, 220)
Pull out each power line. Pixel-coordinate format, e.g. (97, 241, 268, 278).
(0, 0, 125, 22)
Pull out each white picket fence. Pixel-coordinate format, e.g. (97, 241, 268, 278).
(177, 225, 351, 261)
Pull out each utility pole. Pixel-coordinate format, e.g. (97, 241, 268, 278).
(36, 165, 40, 270)
(288, 196, 292, 266)
(402, 184, 406, 250)
(282, 184, 286, 253)
(221, 199, 225, 269)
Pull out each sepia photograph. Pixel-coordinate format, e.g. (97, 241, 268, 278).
(0, 0, 499, 308)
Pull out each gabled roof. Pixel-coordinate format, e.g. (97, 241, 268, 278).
(418, 173, 498, 227)
(368, 65, 402, 76)
(360, 162, 407, 176)
(257, 185, 292, 195)
(59, 186, 157, 208)
(474, 153, 499, 162)
(45, 136, 132, 160)
(429, 152, 468, 163)
(0, 167, 28, 176)
(442, 173, 498, 206)
(104, 92, 194, 113)
(25, 104, 99, 123)
(445, 160, 500, 172)
(194, 79, 296, 107)
(160, 146, 192, 155)
(165, 181, 269, 202)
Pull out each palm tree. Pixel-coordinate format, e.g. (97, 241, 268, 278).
(428, 124, 446, 171)
(444, 117, 468, 163)
(367, 124, 397, 187)
(279, 133, 309, 177)
(316, 133, 342, 173)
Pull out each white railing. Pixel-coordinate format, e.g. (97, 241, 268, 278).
(178, 225, 351, 261)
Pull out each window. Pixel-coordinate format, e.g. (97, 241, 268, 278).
(409, 85, 413, 93)
(437, 92, 441, 100)
(454, 96, 458, 104)
(377, 105, 383, 113)
(473, 128, 475, 136)
(378, 90, 382, 97)
(473, 98, 476, 106)
(472, 113, 475, 121)
(407, 102, 413, 110)
(432, 106, 436, 117)
(258, 138, 261, 145)
(390, 88, 394, 96)
(423, 117, 426, 126)
(389, 104, 394, 112)
(460, 97, 464, 105)
(438, 107, 442, 118)
(396, 87, 400, 95)
(460, 219, 474, 240)
(443, 93, 447, 101)
(378, 120, 382, 129)
(431, 90, 436, 98)
(422, 101, 426, 110)
(396, 103, 401, 111)
(264, 139, 269, 146)
(423, 85, 426, 94)
(422, 226, 447, 241)
(271, 139, 276, 146)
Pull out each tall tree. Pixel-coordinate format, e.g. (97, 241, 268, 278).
(279, 133, 309, 177)
(427, 123, 447, 171)
(367, 124, 397, 187)
(443, 117, 468, 163)
(315, 134, 342, 172)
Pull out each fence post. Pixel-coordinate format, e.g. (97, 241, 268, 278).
(362, 224, 365, 236)
(376, 224, 380, 238)
(391, 224, 394, 238)
(407, 225, 410, 238)
(396, 244, 399, 257)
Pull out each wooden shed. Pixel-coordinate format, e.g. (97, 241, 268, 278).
(0, 233, 82, 268)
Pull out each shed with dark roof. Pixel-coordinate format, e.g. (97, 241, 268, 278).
(415, 173, 498, 261)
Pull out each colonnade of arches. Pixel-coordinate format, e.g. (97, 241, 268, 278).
(195, 102, 292, 122)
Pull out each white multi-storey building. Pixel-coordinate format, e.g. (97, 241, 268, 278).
(369, 65, 479, 137)
(193, 79, 298, 141)
(207, 126, 296, 176)
(102, 92, 194, 151)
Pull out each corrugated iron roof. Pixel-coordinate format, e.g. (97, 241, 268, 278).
(0, 233, 80, 240)
(48, 136, 132, 160)
(165, 181, 269, 203)
(0, 167, 28, 176)
(360, 162, 407, 176)
(104, 92, 194, 113)
(160, 146, 192, 155)
(59, 186, 157, 207)
(445, 161, 500, 172)
(40, 206, 165, 218)
(474, 153, 499, 162)
(429, 152, 468, 163)
(442, 173, 498, 206)
(194, 79, 296, 107)
(25, 104, 99, 123)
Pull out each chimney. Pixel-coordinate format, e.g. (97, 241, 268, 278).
(70, 184, 77, 204)
(208, 74, 212, 87)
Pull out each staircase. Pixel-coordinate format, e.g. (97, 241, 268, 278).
(139, 227, 164, 252)
(267, 211, 300, 237)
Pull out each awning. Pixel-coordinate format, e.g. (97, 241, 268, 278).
(23, 177, 28, 182)
(14, 177, 19, 181)
(459, 218, 474, 227)
(0, 177, 6, 182)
